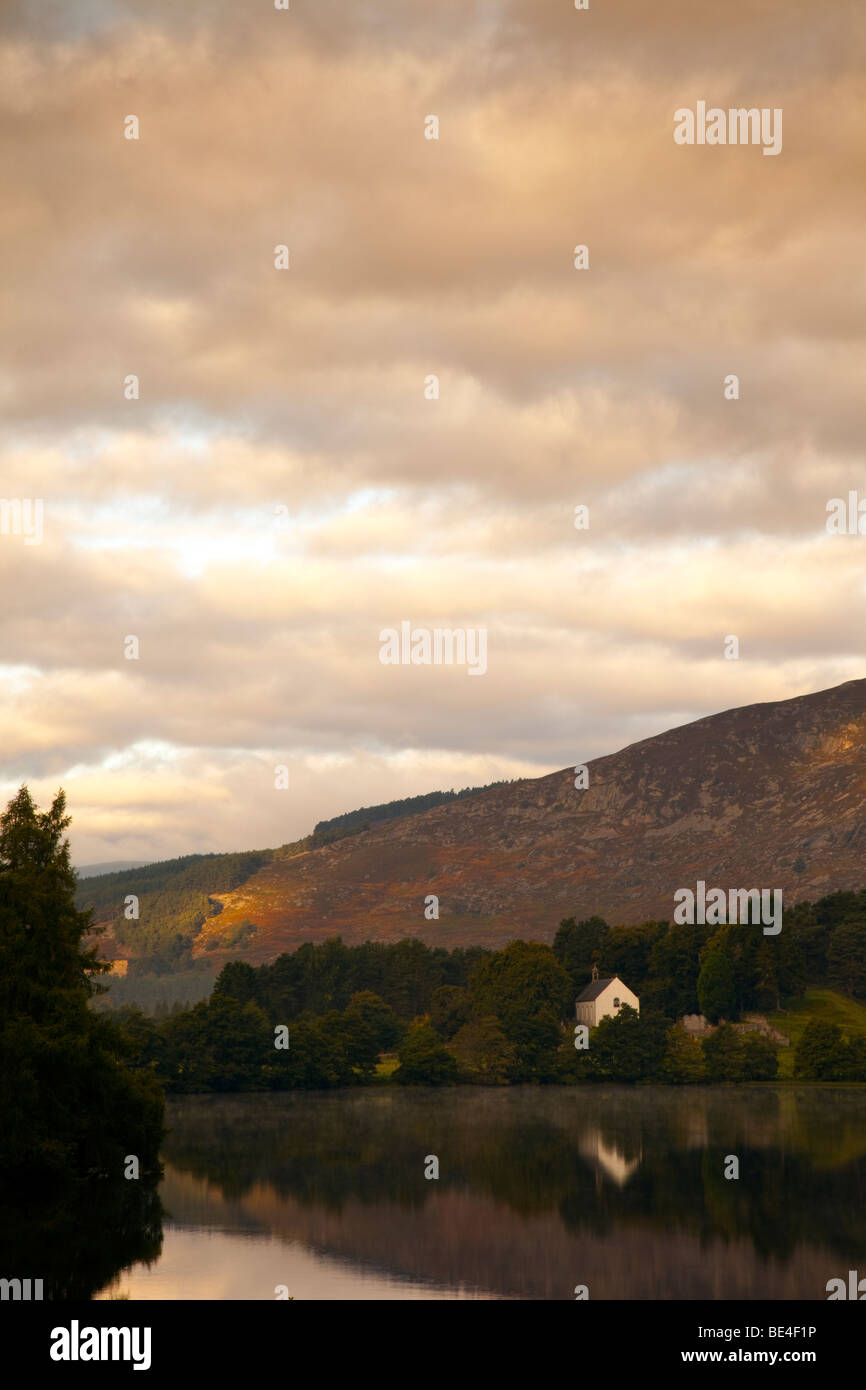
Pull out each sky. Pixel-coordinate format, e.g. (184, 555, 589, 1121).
(1, 0, 864, 865)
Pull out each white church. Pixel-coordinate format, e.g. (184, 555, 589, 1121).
(575, 965, 640, 1027)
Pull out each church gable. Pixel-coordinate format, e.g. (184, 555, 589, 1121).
(575, 969, 639, 1025)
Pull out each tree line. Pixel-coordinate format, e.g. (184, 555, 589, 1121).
(6, 781, 866, 1170)
(312, 780, 511, 842)
(110, 909, 866, 1089)
(552, 893, 866, 1020)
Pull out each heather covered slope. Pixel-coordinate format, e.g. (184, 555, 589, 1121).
(193, 679, 866, 962)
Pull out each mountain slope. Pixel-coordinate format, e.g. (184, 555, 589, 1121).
(193, 678, 866, 962)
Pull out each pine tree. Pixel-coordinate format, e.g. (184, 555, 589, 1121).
(827, 919, 866, 997)
(697, 942, 736, 1023)
(0, 787, 164, 1177)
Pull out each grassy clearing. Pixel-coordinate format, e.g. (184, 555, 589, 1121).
(373, 1054, 400, 1081)
(768, 989, 866, 1077)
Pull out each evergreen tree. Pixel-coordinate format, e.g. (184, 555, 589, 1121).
(647, 924, 711, 1018)
(827, 919, 866, 998)
(602, 920, 668, 995)
(0, 787, 163, 1177)
(753, 940, 780, 1012)
(213, 959, 259, 1005)
(697, 941, 736, 1022)
(552, 916, 609, 993)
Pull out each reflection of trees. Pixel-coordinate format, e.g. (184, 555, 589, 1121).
(159, 1087, 866, 1265)
(0, 1175, 163, 1301)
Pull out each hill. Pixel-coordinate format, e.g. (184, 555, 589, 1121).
(80, 678, 866, 968)
(76, 784, 507, 971)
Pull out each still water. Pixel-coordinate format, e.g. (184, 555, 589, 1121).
(95, 1086, 866, 1301)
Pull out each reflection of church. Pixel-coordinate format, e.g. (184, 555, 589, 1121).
(578, 1129, 641, 1187)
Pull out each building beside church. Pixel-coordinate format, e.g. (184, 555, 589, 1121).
(575, 965, 639, 1027)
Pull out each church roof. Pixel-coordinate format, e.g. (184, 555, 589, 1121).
(576, 977, 617, 1002)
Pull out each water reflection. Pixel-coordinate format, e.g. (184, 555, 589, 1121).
(96, 1086, 866, 1300)
(0, 1174, 163, 1301)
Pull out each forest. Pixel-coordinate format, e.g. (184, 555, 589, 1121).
(109, 889, 866, 1091)
(311, 779, 510, 841)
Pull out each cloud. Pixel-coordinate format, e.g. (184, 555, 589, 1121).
(0, 0, 863, 859)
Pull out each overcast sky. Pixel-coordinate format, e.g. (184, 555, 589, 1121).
(1, 0, 864, 864)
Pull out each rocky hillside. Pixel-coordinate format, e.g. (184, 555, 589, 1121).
(187, 679, 866, 962)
